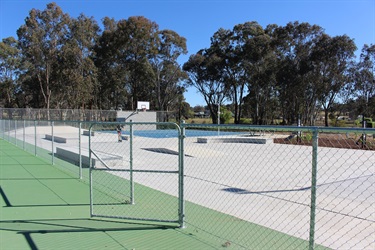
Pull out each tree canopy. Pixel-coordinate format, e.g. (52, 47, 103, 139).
(1, 2, 374, 125)
(1, 2, 188, 114)
(184, 21, 373, 125)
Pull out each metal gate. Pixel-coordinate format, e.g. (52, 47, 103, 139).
(88, 122, 184, 227)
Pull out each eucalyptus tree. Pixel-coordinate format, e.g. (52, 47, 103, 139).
(352, 44, 375, 118)
(17, 2, 70, 113)
(183, 50, 227, 124)
(149, 29, 188, 112)
(310, 34, 356, 126)
(0, 37, 21, 108)
(58, 14, 100, 109)
(119, 16, 159, 110)
(177, 100, 193, 122)
(208, 27, 247, 124)
(96, 16, 160, 110)
(94, 17, 125, 109)
(269, 22, 324, 125)
(236, 22, 277, 125)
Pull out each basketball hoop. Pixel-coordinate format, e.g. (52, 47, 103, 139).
(141, 105, 146, 112)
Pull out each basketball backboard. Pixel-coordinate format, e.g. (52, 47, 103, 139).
(137, 101, 150, 111)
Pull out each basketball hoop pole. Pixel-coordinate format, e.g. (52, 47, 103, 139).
(124, 110, 138, 121)
(123, 101, 149, 121)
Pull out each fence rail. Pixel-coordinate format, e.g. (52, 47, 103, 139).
(0, 107, 178, 123)
(0, 118, 374, 249)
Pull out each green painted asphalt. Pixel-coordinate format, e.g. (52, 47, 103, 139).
(0, 139, 329, 249)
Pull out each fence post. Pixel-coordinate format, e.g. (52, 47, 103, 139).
(79, 122, 82, 179)
(51, 121, 54, 165)
(362, 116, 367, 148)
(179, 121, 186, 228)
(8, 119, 10, 142)
(129, 120, 134, 205)
(309, 128, 319, 250)
(34, 120, 37, 156)
(89, 123, 93, 216)
(23, 120, 25, 150)
(0, 119, 3, 139)
(14, 120, 17, 147)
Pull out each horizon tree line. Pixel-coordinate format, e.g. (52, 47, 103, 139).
(0, 2, 374, 126)
(183, 22, 374, 126)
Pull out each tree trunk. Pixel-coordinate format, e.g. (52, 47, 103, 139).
(324, 109, 329, 127)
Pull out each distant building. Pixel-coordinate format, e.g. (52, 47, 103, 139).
(194, 111, 210, 118)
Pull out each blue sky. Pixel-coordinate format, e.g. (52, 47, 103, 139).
(1, 0, 374, 107)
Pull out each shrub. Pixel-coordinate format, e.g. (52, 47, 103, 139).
(219, 107, 233, 124)
(303, 132, 312, 141)
(240, 118, 252, 124)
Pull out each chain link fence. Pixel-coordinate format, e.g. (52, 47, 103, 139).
(0, 119, 88, 179)
(0, 108, 117, 121)
(88, 122, 183, 226)
(181, 124, 374, 249)
(0, 118, 374, 249)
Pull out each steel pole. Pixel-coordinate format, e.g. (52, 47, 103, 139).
(179, 121, 186, 228)
(52, 121, 54, 165)
(309, 128, 319, 250)
(79, 122, 82, 179)
(130, 120, 134, 204)
(34, 120, 37, 156)
(14, 120, 17, 147)
(23, 120, 25, 150)
(89, 124, 94, 216)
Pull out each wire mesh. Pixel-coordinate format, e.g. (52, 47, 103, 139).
(0, 119, 87, 179)
(312, 130, 374, 249)
(89, 122, 181, 224)
(0, 108, 117, 121)
(181, 124, 374, 249)
(0, 118, 374, 249)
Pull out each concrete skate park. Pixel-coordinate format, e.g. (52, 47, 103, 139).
(5, 124, 375, 250)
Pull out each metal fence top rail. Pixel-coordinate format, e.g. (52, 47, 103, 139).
(182, 123, 375, 134)
(1, 118, 375, 134)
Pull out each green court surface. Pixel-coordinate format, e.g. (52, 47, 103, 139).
(0, 139, 328, 249)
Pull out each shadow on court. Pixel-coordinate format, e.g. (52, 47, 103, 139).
(1, 139, 329, 249)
